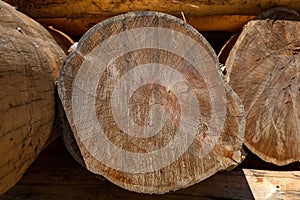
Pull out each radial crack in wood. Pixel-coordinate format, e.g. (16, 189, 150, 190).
(225, 7, 300, 165)
(58, 11, 245, 194)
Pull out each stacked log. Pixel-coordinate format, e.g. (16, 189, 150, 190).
(1, 0, 299, 197)
(225, 7, 300, 165)
(0, 1, 65, 195)
(5, 0, 300, 36)
(58, 11, 246, 194)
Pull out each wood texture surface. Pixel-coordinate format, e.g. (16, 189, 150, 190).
(0, 0, 66, 195)
(5, 0, 298, 36)
(58, 11, 245, 193)
(225, 7, 300, 165)
(1, 139, 300, 199)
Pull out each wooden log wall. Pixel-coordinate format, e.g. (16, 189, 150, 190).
(0, 1, 66, 195)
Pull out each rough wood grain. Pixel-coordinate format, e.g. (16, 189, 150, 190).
(1, 139, 299, 199)
(225, 7, 300, 165)
(0, 1, 65, 195)
(58, 11, 245, 193)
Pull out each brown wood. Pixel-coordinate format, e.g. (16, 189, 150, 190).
(58, 11, 246, 193)
(4, 0, 299, 17)
(33, 15, 255, 37)
(225, 7, 300, 165)
(44, 28, 74, 148)
(5, 0, 297, 36)
(2, 139, 300, 199)
(0, 1, 66, 195)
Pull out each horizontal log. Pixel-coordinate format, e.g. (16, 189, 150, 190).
(4, 0, 296, 35)
(35, 15, 255, 36)
(4, 0, 300, 17)
(0, 1, 66, 195)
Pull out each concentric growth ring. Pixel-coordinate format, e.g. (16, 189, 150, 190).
(58, 11, 243, 194)
(71, 27, 226, 173)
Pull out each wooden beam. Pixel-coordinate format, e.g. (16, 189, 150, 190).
(243, 169, 300, 200)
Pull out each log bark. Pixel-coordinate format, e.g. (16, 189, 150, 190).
(0, 1, 65, 195)
(58, 11, 245, 194)
(5, 0, 298, 36)
(225, 7, 300, 165)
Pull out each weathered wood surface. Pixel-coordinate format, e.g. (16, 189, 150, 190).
(225, 7, 300, 165)
(1, 139, 300, 199)
(5, 0, 298, 35)
(58, 11, 245, 193)
(0, 0, 66, 195)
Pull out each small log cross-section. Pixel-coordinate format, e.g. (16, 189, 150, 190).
(58, 11, 245, 194)
(225, 7, 300, 165)
(0, 1, 66, 195)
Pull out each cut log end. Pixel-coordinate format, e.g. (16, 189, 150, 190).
(58, 11, 245, 193)
(225, 7, 300, 166)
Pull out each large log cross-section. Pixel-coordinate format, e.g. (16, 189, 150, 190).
(58, 11, 245, 194)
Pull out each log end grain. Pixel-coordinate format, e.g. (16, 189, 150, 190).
(225, 7, 300, 166)
(59, 11, 246, 193)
